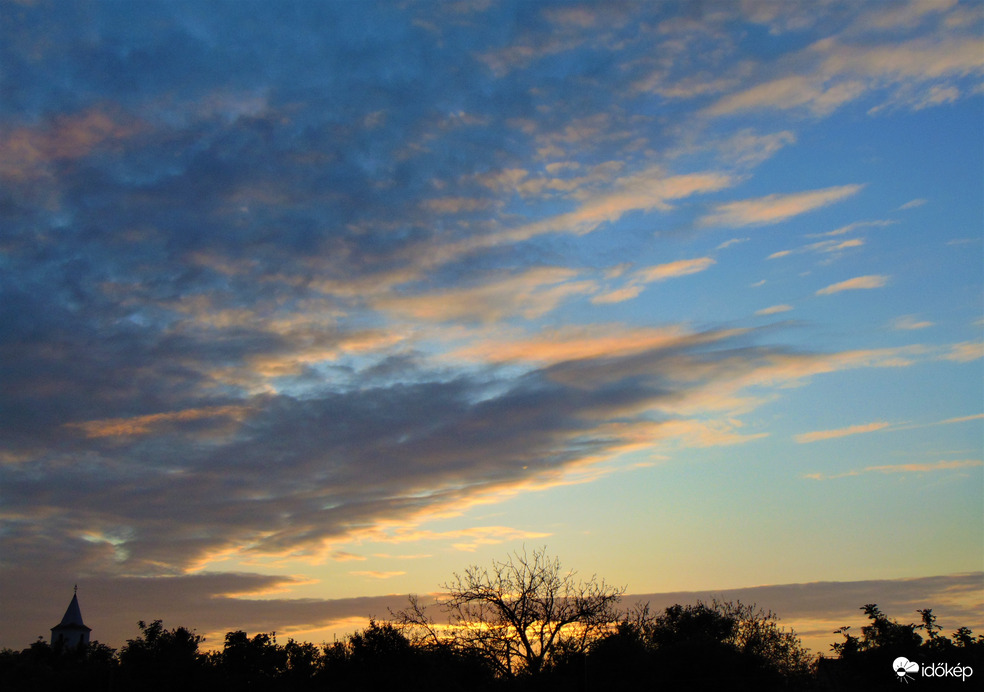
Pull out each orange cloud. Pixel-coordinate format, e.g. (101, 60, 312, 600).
(438, 169, 734, 262)
(350, 571, 407, 579)
(816, 274, 889, 295)
(939, 413, 984, 425)
(941, 341, 984, 362)
(331, 551, 367, 562)
(699, 185, 864, 228)
(635, 257, 716, 283)
(795, 421, 892, 444)
(892, 315, 934, 330)
(421, 196, 492, 214)
(1, 107, 141, 181)
(591, 258, 715, 304)
(807, 459, 982, 480)
(451, 324, 698, 365)
(366, 525, 552, 551)
(756, 305, 793, 316)
(591, 286, 644, 304)
(373, 267, 596, 323)
(67, 405, 252, 438)
(706, 29, 984, 118)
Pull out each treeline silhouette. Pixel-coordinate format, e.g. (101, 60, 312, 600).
(3, 551, 982, 691)
(3, 604, 982, 691)
(3, 603, 982, 691)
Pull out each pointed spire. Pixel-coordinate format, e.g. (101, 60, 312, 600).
(58, 592, 88, 627)
(52, 588, 91, 648)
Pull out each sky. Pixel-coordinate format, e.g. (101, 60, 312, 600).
(1, 0, 982, 655)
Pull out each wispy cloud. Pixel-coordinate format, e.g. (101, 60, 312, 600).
(635, 257, 716, 283)
(795, 421, 892, 444)
(592, 257, 715, 304)
(373, 268, 596, 323)
(939, 413, 984, 425)
(942, 341, 984, 362)
(767, 237, 865, 260)
(756, 305, 794, 316)
(892, 315, 934, 331)
(816, 275, 889, 295)
(452, 324, 695, 364)
(66, 406, 252, 438)
(717, 237, 749, 250)
(331, 551, 367, 562)
(485, 170, 733, 246)
(806, 459, 982, 480)
(698, 184, 864, 228)
(706, 18, 984, 118)
(807, 219, 895, 238)
(350, 571, 407, 580)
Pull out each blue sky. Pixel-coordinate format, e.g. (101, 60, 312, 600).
(1, 0, 982, 653)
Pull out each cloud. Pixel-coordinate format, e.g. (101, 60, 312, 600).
(446, 170, 734, 259)
(350, 571, 406, 580)
(795, 421, 892, 444)
(591, 258, 716, 305)
(698, 185, 864, 228)
(816, 275, 889, 295)
(892, 315, 934, 331)
(373, 268, 596, 323)
(866, 459, 982, 473)
(0, 107, 143, 181)
(3, 319, 931, 590)
(66, 405, 252, 439)
(590, 286, 644, 305)
(706, 20, 984, 118)
(756, 305, 793, 316)
(859, 0, 958, 31)
(421, 197, 493, 214)
(942, 341, 984, 362)
(452, 324, 695, 365)
(635, 257, 717, 283)
(717, 237, 749, 250)
(331, 551, 367, 562)
(806, 459, 982, 480)
(939, 413, 984, 425)
(767, 237, 865, 260)
(899, 198, 928, 210)
(707, 74, 867, 117)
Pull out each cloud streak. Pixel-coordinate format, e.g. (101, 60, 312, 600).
(698, 185, 864, 228)
(795, 422, 892, 443)
(805, 459, 982, 480)
(816, 275, 889, 295)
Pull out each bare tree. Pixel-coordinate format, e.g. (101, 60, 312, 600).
(395, 547, 624, 677)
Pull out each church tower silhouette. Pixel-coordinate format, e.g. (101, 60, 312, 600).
(50, 586, 91, 650)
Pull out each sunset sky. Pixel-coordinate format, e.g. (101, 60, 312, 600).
(1, 0, 982, 653)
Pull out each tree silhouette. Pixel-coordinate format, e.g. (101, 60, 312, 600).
(216, 630, 287, 686)
(117, 619, 206, 690)
(396, 546, 624, 678)
(823, 603, 984, 691)
(589, 600, 811, 690)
